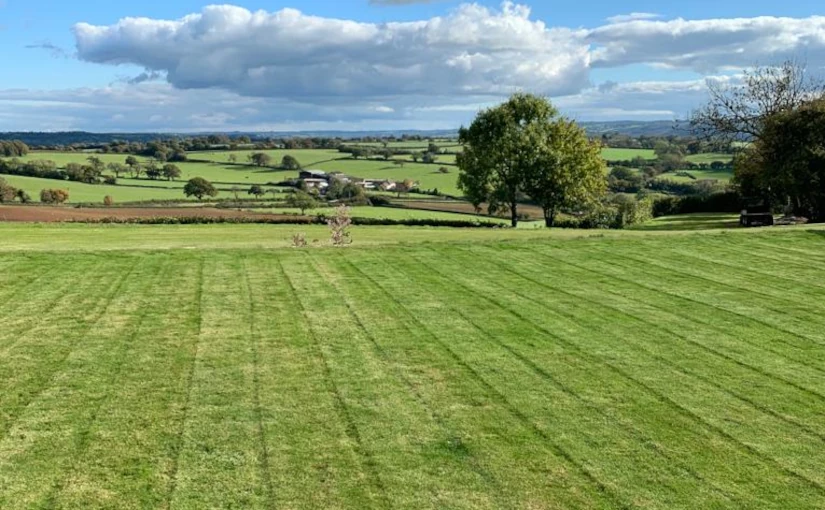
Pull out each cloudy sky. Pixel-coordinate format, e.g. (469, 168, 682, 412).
(1, 0, 823, 132)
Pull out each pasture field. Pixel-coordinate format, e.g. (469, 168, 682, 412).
(188, 149, 343, 167)
(1, 224, 825, 508)
(0, 174, 188, 203)
(600, 148, 656, 160)
(685, 152, 734, 164)
(659, 168, 734, 183)
(5, 148, 736, 202)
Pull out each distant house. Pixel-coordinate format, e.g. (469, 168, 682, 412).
(302, 178, 329, 190)
(359, 178, 396, 191)
(299, 170, 328, 180)
(328, 172, 350, 183)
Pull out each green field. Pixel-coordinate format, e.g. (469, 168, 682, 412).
(4, 148, 738, 203)
(0, 174, 188, 203)
(685, 153, 734, 164)
(1, 223, 825, 508)
(655, 168, 735, 183)
(600, 148, 656, 160)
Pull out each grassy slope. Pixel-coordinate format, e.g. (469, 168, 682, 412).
(0, 174, 187, 203)
(1, 227, 825, 508)
(6, 149, 737, 202)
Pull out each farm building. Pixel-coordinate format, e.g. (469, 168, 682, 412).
(299, 169, 328, 180)
(302, 178, 329, 190)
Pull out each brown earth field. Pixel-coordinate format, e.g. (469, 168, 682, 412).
(0, 205, 291, 222)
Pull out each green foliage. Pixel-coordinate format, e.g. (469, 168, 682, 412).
(524, 119, 607, 227)
(281, 155, 302, 170)
(39, 188, 70, 204)
(609, 167, 646, 193)
(286, 190, 318, 215)
(0, 140, 29, 157)
(0, 177, 17, 202)
(183, 177, 218, 200)
(459, 93, 560, 227)
(459, 93, 605, 227)
(735, 98, 825, 220)
(162, 163, 182, 181)
(249, 152, 273, 167)
(326, 178, 369, 205)
(248, 184, 265, 197)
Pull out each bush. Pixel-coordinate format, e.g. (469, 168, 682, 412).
(0, 177, 18, 202)
(103, 195, 114, 206)
(40, 188, 70, 204)
(652, 191, 741, 217)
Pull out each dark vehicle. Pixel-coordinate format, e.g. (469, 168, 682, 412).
(740, 197, 774, 227)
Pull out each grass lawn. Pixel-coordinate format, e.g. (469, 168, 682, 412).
(1, 225, 825, 508)
(632, 213, 743, 231)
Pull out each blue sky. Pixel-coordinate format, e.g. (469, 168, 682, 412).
(1, 0, 824, 131)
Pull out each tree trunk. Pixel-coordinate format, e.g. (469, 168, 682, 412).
(544, 208, 556, 228)
(510, 202, 519, 228)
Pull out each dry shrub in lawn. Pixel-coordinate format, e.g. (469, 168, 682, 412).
(291, 232, 307, 248)
(328, 204, 352, 246)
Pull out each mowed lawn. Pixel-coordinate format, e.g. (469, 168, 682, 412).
(2, 227, 825, 508)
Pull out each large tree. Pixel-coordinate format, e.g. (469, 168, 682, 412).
(249, 152, 272, 167)
(162, 163, 182, 181)
(457, 93, 558, 227)
(184, 177, 218, 200)
(281, 155, 302, 170)
(524, 119, 607, 227)
(286, 190, 318, 215)
(736, 98, 825, 220)
(691, 60, 824, 144)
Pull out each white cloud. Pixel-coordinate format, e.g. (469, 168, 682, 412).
(605, 13, 661, 24)
(73, 2, 591, 101)
(4, 3, 823, 130)
(587, 16, 825, 72)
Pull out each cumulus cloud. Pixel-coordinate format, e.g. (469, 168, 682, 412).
(7, 2, 823, 131)
(73, 3, 591, 101)
(587, 16, 825, 72)
(605, 13, 661, 24)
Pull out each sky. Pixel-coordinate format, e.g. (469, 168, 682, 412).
(0, 0, 824, 132)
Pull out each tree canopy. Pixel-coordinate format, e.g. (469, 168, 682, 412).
(281, 155, 302, 170)
(524, 119, 607, 227)
(183, 177, 218, 200)
(458, 93, 606, 227)
(735, 98, 825, 220)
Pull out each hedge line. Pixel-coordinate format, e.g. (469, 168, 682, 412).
(69, 215, 506, 228)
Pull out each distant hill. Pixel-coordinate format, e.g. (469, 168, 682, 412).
(0, 122, 692, 147)
(580, 120, 692, 137)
